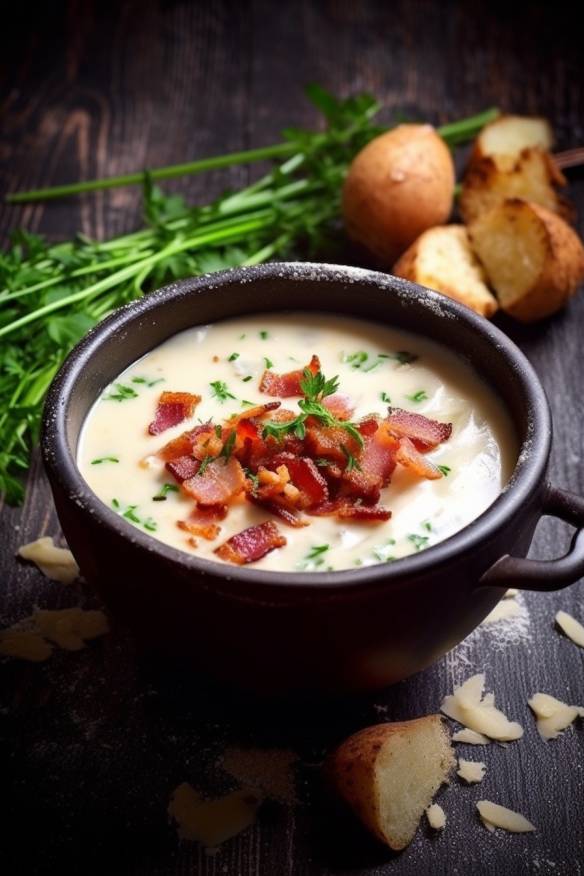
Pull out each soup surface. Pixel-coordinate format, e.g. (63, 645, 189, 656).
(78, 312, 517, 571)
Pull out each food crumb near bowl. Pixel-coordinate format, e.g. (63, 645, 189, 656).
(17, 535, 79, 584)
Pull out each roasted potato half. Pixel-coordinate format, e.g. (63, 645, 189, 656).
(326, 716, 455, 851)
(470, 114, 553, 169)
(469, 199, 584, 322)
(393, 224, 498, 317)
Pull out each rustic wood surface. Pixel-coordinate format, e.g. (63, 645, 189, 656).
(1, 1, 583, 874)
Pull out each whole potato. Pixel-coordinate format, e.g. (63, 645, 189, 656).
(342, 124, 455, 265)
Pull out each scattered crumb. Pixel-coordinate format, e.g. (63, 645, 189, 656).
(457, 758, 486, 783)
(555, 610, 584, 648)
(426, 803, 446, 830)
(168, 782, 261, 847)
(477, 800, 536, 833)
(18, 536, 79, 584)
(219, 747, 298, 804)
(441, 673, 523, 741)
(0, 608, 109, 661)
(452, 728, 490, 745)
(482, 599, 522, 625)
(528, 692, 584, 740)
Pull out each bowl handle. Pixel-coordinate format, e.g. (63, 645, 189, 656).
(480, 484, 584, 592)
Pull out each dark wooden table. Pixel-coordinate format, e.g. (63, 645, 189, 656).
(1, 2, 583, 874)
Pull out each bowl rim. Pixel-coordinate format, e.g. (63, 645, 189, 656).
(42, 261, 551, 594)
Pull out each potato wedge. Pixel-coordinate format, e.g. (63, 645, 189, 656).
(469, 199, 584, 322)
(471, 114, 553, 169)
(393, 224, 498, 317)
(326, 716, 455, 851)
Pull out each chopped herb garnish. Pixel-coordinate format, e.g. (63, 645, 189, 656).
(395, 351, 419, 366)
(91, 455, 119, 465)
(197, 455, 213, 476)
(244, 468, 260, 494)
(103, 383, 138, 402)
(437, 464, 451, 477)
(219, 429, 236, 462)
(111, 499, 158, 532)
(242, 375, 253, 382)
(342, 350, 368, 369)
(362, 357, 384, 372)
(152, 483, 179, 501)
(239, 334, 246, 340)
(264, 356, 273, 369)
(228, 352, 240, 362)
(123, 504, 141, 524)
(111, 498, 121, 510)
(380, 391, 391, 403)
(373, 539, 397, 563)
(131, 376, 164, 387)
(143, 518, 158, 532)
(241, 399, 254, 407)
(298, 544, 330, 570)
(354, 558, 363, 566)
(422, 521, 432, 532)
(408, 533, 430, 551)
(406, 390, 428, 403)
(315, 457, 332, 468)
(259, 330, 269, 340)
(341, 444, 361, 472)
(214, 423, 223, 438)
(210, 380, 236, 403)
(378, 353, 391, 359)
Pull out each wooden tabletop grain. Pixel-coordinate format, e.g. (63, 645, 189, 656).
(1, 2, 583, 874)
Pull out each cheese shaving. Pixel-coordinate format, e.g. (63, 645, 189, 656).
(477, 800, 536, 833)
(426, 803, 446, 830)
(457, 758, 486, 783)
(555, 610, 584, 648)
(18, 536, 79, 584)
(528, 692, 584, 740)
(168, 783, 261, 847)
(0, 608, 109, 661)
(452, 729, 490, 745)
(440, 673, 523, 741)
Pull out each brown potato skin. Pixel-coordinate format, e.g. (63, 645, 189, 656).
(342, 125, 455, 265)
(325, 716, 448, 851)
(469, 199, 584, 322)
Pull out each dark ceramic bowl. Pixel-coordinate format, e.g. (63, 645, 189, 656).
(41, 263, 584, 695)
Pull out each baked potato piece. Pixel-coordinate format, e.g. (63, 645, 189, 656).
(326, 716, 455, 851)
(342, 124, 455, 265)
(460, 147, 572, 225)
(469, 199, 584, 322)
(471, 114, 553, 169)
(393, 224, 498, 317)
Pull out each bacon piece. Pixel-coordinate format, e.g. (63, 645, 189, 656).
(182, 457, 246, 505)
(266, 452, 329, 508)
(228, 401, 281, 426)
(166, 455, 200, 483)
(395, 436, 442, 480)
(357, 416, 380, 437)
(308, 499, 345, 516)
(360, 430, 399, 486)
(340, 468, 381, 504)
(385, 408, 452, 451)
(177, 505, 227, 541)
(322, 393, 355, 420)
(148, 392, 201, 436)
(337, 504, 392, 522)
(157, 424, 214, 462)
(259, 355, 320, 397)
(304, 425, 361, 467)
(248, 495, 308, 528)
(214, 520, 287, 564)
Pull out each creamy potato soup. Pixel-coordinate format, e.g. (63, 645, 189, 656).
(78, 313, 517, 572)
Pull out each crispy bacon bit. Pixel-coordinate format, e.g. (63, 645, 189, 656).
(157, 424, 214, 462)
(248, 495, 308, 528)
(148, 392, 201, 436)
(177, 505, 227, 541)
(337, 504, 392, 522)
(386, 408, 452, 451)
(214, 520, 287, 564)
(395, 436, 442, 480)
(359, 430, 399, 486)
(259, 355, 320, 397)
(166, 455, 201, 483)
(308, 500, 345, 516)
(357, 416, 380, 437)
(340, 468, 381, 504)
(322, 393, 355, 420)
(182, 457, 246, 505)
(305, 425, 360, 466)
(266, 453, 329, 508)
(228, 401, 281, 425)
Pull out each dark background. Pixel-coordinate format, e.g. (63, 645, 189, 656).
(1, 2, 583, 874)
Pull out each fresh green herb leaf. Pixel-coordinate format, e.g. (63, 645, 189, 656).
(437, 465, 451, 477)
(210, 380, 236, 403)
(143, 517, 158, 532)
(395, 351, 418, 366)
(198, 455, 213, 476)
(91, 455, 119, 465)
(131, 376, 164, 387)
(259, 330, 269, 340)
(264, 356, 273, 369)
(241, 399, 254, 407)
(422, 521, 432, 532)
(153, 483, 179, 501)
(242, 375, 253, 383)
(406, 390, 428, 403)
(111, 498, 121, 510)
(239, 334, 246, 340)
(104, 383, 139, 402)
(380, 391, 391, 403)
(342, 350, 368, 369)
(123, 504, 141, 524)
(219, 430, 236, 462)
(300, 368, 339, 401)
(228, 352, 240, 362)
(298, 544, 330, 570)
(373, 539, 397, 563)
(341, 444, 361, 472)
(408, 533, 429, 551)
